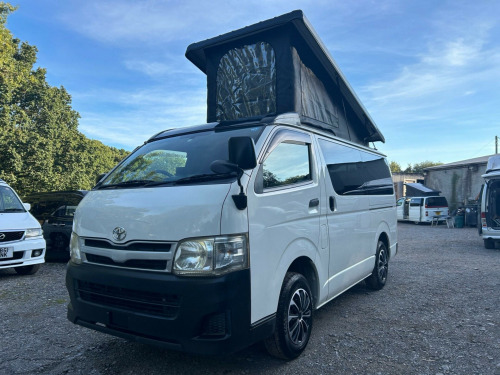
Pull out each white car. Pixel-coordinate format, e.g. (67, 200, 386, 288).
(0, 179, 46, 275)
(479, 155, 500, 249)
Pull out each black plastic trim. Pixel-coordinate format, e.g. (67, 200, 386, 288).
(66, 262, 274, 355)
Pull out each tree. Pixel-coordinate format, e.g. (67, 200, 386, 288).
(389, 161, 402, 173)
(412, 161, 442, 173)
(0, 3, 128, 196)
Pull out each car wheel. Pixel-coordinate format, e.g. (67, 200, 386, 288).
(484, 239, 495, 249)
(14, 264, 41, 275)
(366, 240, 389, 290)
(264, 272, 313, 360)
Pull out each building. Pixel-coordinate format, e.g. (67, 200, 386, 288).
(424, 155, 495, 210)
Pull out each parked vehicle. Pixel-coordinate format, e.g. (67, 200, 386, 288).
(26, 191, 88, 258)
(65, 11, 397, 359)
(0, 179, 46, 275)
(65, 113, 397, 358)
(397, 196, 449, 224)
(479, 155, 500, 249)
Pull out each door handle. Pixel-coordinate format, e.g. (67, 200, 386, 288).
(329, 196, 336, 211)
(309, 198, 319, 208)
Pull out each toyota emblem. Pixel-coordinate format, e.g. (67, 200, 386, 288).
(0, 233, 5, 240)
(112, 227, 126, 241)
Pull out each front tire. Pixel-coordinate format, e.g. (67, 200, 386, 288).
(264, 272, 313, 360)
(366, 240, 389, 290)
(484, 239, 495, 249)
(14, 264, 41, 275)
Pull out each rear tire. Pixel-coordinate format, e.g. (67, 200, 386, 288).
(14, 264, 41, 275)
(366, 241, 389, 290)
(484, 239, 495, 249)
(264, 272, 313, 360)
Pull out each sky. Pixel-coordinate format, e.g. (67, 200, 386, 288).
(6, 0, 500, 167)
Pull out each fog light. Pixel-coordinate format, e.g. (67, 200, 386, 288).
(32, 249, 43, 257)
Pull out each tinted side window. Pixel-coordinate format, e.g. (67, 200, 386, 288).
(410, 198, 423, 206)
(318, 139, 393, 196)
(262, 142, 311, 189)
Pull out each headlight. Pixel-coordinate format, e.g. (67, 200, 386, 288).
(25, 228, 43, 238)
(173, 234, 248, 276)
(69, 232, 82, 264)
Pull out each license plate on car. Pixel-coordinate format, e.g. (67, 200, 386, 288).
(0, 247, 13, 259)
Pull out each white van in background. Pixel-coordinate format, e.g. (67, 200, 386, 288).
(397, 196, 449, 224)
(65, 113, 397, 359)
(0, 179, 46, 275)
(479, 155, 500, 249)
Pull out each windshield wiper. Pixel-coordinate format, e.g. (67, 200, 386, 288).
(0, 208, 25, 212)
(97, 179, 156, 189)
(170, 173, 236, 185)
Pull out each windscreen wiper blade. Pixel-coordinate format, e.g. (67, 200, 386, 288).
(171, 173, 236, 185)
(97, 179, 156, 189)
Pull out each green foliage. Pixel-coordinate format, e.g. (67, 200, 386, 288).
(0, 3, 128, 196)
(389, 161, 402, 173)
(403, 160, 442, 174)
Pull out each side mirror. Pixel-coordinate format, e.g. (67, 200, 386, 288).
(96, 173, 106, 184)
(23, 203, 31, 211)
(228, 137, 257, 170)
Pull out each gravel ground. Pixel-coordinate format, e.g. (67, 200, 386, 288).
(1, 223, 499, 375)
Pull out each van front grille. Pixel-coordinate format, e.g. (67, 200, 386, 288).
(77, 281, 180, 318)
(84, 239, 171, 252)
(85, 253, 168, 271)
(0, 231, 24, 243)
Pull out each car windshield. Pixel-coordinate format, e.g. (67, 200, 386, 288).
(98, 125, 264, 189)
(0, 186, 25, 213)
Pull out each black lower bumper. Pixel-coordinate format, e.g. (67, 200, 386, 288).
(66, 263, 274, 355)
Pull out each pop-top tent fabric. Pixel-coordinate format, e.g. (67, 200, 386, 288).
(185, 10, 385, 147)
(405, 183, 441, 197)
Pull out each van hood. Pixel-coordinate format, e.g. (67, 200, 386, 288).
(0, 212, 40, 231)
(74, 184, 231, 242)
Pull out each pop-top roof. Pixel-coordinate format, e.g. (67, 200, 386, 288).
(185, 10, 384, 145)
(485, 155, 500, 173)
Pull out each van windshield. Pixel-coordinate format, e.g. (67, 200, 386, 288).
(98, 125, 264, 189)
(0, 186, 25, 213)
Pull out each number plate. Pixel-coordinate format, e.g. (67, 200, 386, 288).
(0, 247, 13, 259)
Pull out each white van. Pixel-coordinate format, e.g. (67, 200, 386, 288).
(65, 113, 397, 359)
(0, 179, 46, 275)
(479, 155, 500, 249)
(396, 196, 449, 224)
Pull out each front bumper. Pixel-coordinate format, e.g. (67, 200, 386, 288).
(66, 262, 273, 355)
(0, 237, 46, 269)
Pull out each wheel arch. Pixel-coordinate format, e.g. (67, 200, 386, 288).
(286, 256, 319, 310)
(378, 231, 390, 258)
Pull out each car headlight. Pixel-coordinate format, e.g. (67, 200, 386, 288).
(69, 232, 82, 264)
(173, 234, 248, 276)
(25, 228, 43, 238)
